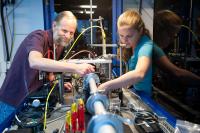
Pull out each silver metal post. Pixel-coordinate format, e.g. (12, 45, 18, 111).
(119, 46, 123, 76)
(90, 0, 93, 45)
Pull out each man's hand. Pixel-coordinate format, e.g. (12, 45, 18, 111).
(76, 64, 95, 77)
(64, 82, 73, 91)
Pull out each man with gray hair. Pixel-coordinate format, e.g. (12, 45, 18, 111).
(0, 11, 94, 131)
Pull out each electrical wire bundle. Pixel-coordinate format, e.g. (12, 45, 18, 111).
(119, 103, 172, 133)
(14, 107, 44, 132)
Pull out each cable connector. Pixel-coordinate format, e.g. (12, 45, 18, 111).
(77, 99, 85, 131)
(71, 103, 77, 132)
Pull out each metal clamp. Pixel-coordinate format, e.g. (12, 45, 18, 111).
(83, 73, 100, 90)
(86, 93, 109, 114)
(87, 113, 123, 133)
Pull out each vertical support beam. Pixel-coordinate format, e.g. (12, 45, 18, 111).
(112, 0, 123, 76)
(43, 0, 54, 30)
(90, 0, 93, 45)
(139, 0, 143, 14)
(188, 0, 193, 56)
(49, 0, 55, 23)
(43, 0, 49, 29)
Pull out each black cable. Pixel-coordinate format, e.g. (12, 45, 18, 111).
(7, 4, 15, 58)
(15, 107, 44, 128)
(1, 0, 10, 61)
(5, 7, 12, 41)
(6, 0, 24, 17)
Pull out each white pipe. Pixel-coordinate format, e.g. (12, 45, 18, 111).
(89, 78, 106, 114)
(94, 101, 106, 115)
(88, 76, 117, 133)
(89, 78, 98, 94)
(97, 125, 116, 133)
(90, 44, 118, 47)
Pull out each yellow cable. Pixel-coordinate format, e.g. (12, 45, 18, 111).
(181, 25, 200, 45)
(62, 25, 106, 60)
(101, 28, 106, 55)
(43, 81, 58, 130)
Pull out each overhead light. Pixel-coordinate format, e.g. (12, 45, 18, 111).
(72, 10, 94, 14)
(72, 10, 84, 14)
(79, 5, 97, 8)
(85, 10, 94, 14)
(84, 9, 94, 14)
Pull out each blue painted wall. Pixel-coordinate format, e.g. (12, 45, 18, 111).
(0, 0, 44, 87)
